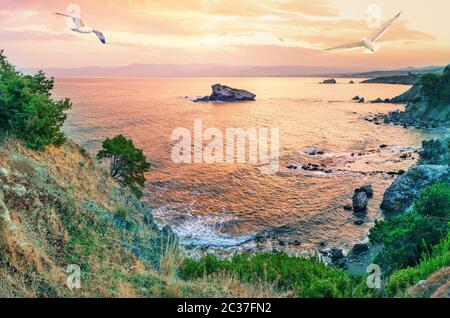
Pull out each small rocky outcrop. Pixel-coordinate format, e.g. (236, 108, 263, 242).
(419, 138, 449, 165)
(370, 98, 390, 104)
(355, 184, 374, 198)
(194, 84, 256, 102)
(389, 84, 422, 104)
(322, 79, 337, 84)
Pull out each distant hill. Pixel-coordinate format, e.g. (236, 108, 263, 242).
(20, 64, 368, 78)
(20, 63, 446, 78)
(338, 66, 446, 79)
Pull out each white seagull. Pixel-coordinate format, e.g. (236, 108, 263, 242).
(55, 12, 106, 44)
(325, 12, 401, 54)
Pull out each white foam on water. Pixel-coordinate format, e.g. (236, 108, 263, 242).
(152, 206, 255, 248)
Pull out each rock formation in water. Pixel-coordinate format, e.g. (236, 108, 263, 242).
(194, 84, 256, 102)
(321, 79, 337, 84)
(381, 138, 450, 214)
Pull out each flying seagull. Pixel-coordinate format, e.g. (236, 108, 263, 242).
(55, 12, 106, 44)
(325, 12, 401, 54)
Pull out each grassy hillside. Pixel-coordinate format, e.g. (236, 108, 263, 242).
(0, 138, 292, 297)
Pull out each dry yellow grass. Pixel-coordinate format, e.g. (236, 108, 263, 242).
(406, 267, 450, 298)
(0, 138, 281, 298)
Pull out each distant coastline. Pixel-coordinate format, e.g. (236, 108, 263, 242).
(20, 64, 446, 79)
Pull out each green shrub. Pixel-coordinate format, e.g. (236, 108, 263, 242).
(414, 182, 450, 218)
(0, 50, 71, 150)
(386, 230, 450, 297)
(420, 65, 450, 105)
(370, 183, 449, 273)
(370, 212, 447, 273)
(180, 253, 367, 298)
(97, 135, 150, 198)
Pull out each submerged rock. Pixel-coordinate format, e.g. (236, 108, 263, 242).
(194, 84, 256, 102)
(352, 244, 370, 255)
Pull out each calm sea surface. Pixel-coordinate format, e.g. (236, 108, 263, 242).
(53, 77, 440, 252)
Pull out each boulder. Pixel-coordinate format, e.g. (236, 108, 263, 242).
(352, 96, 361, 101)
(0, 199, 15, 231)
(194, 84, 256, 102)
(358, 97, 365, 103)
(355, 184, 374, 198)
(381, 165, 450, 214)
(353, 192, 368, 211)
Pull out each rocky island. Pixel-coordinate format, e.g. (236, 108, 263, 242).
(194, 84, 256, 102)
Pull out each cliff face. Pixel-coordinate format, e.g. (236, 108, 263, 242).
(385, 66, 450, 127)
(361, 73, 421, 85)
(381, 138, 450, 214)
(0, 138, 179, 297)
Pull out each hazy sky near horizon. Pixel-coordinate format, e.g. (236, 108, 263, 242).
(0, 0, 449, 69)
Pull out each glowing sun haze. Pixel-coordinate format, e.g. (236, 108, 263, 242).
(0, 0, 449, 69)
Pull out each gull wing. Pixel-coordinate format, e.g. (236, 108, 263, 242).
(72, 16, 85, 28)
(55, 12, 84, 28)
(368, 12, 401, 43)
(93, 30, 106, 44)
(325, 40, 365, 51)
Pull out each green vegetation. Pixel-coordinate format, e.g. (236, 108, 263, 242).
(370, 183, 450, 274)
(180, 253, 370, 298)
(97, 135, 150, 198)
(386, 230, 450, 297)
(414, 182, 450, 218)
(420, 65, 450, 105)
(0, 50, 71, 150)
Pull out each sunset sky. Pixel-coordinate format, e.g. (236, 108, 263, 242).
(1, 0, 449, 69)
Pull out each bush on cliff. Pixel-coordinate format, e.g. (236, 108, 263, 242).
(179, 253, 369, 298)
(386, 230, 450, 297)
(420, 65, 450, 106)
(370, 183, 450, 273)
(414, 182, 450, 219)
(0, 50, 71, 150)
(97, 135, 150, 198)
